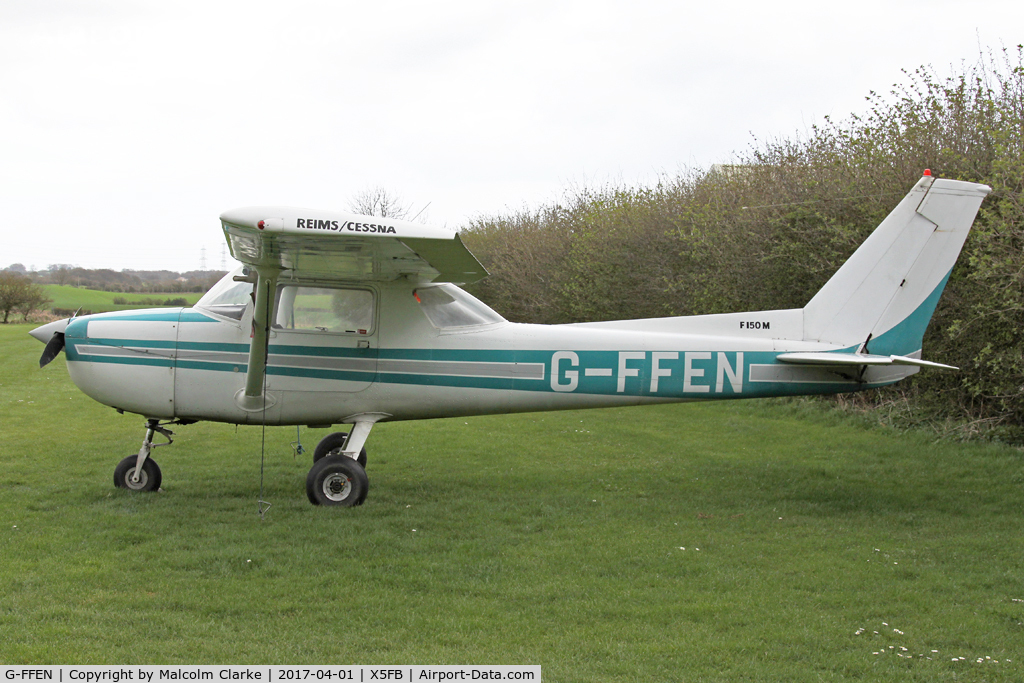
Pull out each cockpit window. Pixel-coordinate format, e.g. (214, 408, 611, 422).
(274, 285, 374, 334)
(414, 284, 505, 329)
(195, 268, 253, 320)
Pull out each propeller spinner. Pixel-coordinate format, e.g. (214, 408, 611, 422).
(29, 317, 73, 368)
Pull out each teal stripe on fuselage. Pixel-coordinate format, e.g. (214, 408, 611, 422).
(266, 365, 378, 384)
(64, 337, 888, 399)
(267, 343, 378, 358)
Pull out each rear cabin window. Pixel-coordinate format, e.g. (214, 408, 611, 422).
(274, 285, 374, 334)
(414, 284, 505, 329)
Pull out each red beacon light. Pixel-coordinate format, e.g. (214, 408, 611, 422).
(923, 169, 932, 177)
(257, 220, 266, 230)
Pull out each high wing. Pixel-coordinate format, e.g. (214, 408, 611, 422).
(219, 206, 487, 284)
(218, 206, 488, 408)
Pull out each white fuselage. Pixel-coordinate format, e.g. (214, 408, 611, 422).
(62, 276, 908, 427)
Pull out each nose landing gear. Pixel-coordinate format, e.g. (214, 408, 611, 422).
(113, 418, 185, 492)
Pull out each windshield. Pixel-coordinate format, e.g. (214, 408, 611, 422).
(195, 268, 253, 320)
(414, 284, 505, 329)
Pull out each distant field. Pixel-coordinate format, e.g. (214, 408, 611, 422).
(1, 323, 1022, 679)
(41, 284, 204, 313)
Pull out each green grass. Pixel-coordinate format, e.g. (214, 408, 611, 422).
(1, 323, 1022, 679)
(41, 285, 204, 313)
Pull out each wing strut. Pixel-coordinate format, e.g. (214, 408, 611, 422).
(236, 267, 279, 411)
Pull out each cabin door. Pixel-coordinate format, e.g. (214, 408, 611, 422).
(266, 283, 378, 394)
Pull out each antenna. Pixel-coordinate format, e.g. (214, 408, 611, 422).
(410, 202, 432, 223)
(200, 246, 207, 271)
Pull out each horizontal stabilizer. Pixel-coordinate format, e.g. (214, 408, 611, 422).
(777, 352, 957, 371)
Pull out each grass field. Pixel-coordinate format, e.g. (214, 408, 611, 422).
(41, 285, 204, 313)
(1, 323, 1022, 680)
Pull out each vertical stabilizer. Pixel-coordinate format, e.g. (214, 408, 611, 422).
(802, 174, 990, 355)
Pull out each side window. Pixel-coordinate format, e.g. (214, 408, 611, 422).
(274, 285, 374, 334)
(414, 284, 506, 329)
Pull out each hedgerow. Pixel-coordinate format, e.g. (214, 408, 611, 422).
(463, 46, 1024, 442)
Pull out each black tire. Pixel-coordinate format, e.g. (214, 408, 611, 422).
(313, 431, 367, 468)
(113, 455, 162, 492)
(306, 455, 369, 507)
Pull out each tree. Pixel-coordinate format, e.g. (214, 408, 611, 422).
(15, 284, 52, 322)
(47, 264, 73, 286)
(0, 271, 50, 323)
(348, 186, 413, 220)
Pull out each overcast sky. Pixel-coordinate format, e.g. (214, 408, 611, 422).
(2, 0, 1022, 272)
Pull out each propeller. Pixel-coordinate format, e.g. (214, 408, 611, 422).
(39, 332, 65, 368)
(31, 309, 79, 368)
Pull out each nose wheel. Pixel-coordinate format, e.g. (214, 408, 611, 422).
(114, 455, 162, 491)
(113, 418, 187, 493)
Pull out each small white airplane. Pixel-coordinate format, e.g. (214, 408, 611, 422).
(30, 172, 989, 506)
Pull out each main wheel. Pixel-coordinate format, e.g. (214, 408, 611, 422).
(306, 455, 369, 507)
(313, 431, 367, 468)
(113, 455, 162, 492)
